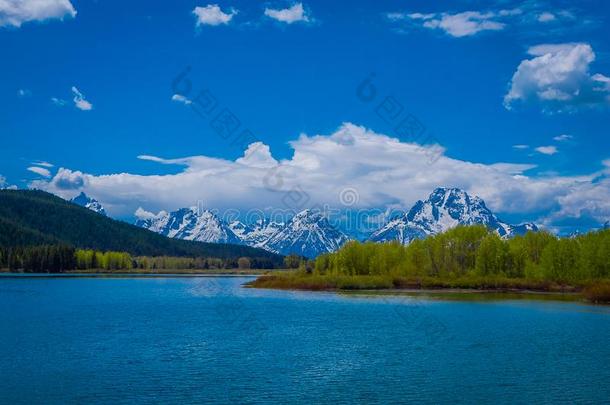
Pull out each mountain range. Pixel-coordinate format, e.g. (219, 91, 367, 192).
(130, 187, 539, 258)
(135, 207, 348, 258)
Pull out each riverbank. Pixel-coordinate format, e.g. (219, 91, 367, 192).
(247, 272, 610, 304)
(0, 268, 278, 276)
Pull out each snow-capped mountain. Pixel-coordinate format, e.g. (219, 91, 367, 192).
(135, 207, 241, 244)
(369, 188, 538, 244)
(229, 218, 285, 247)
(136, 207, 348, 258)
(259, 209, 349, 258)
(135, 187, 538, 256)
(70, 192, 106, 216)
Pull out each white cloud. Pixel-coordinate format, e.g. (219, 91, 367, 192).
(403, 11, 505, 37)
(542, 174, 610, 231)
(498, 9, 523, 17)
(236, 142, 278, 168)
(135, 207, 158, 220)
(513, 144, 529, 149)
(30, 123, 610, 229)
(489, 163, 537, 175)
(32, 160, 54, 168)
(0, 0, 75, 27)
(264, 3, 310, 24)
(537, 12, 556, 22)
(385, 12, 406, 21)
(17, 88, 31, 97)
(171, 94, 192, 105)
(192, 4, 237, 26)
(426, 12, 504, 37)
(504, 43, 610, 112)
(51, 97, 66, 106)
(0, 175, 17, 190)
(391, 6, 586, 38)
(71, 86, 93, 111)
(553, 134, 573, 142)
(27, 166, 51, 178)
(535, 145, 558, 155)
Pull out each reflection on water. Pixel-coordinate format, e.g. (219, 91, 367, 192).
(1, 276, 609, 404)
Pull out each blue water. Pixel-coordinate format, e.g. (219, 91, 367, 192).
(1, 276, 609, 404)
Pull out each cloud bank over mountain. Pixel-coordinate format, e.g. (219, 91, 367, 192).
(31, 123, 610, 232)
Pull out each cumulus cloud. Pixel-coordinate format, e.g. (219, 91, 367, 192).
(43, 167, 87, 189)
(537, 12, 556, 22)
(542, 173, 610, 232)
(171, 94, 192, 105)
(236, 142, 278, 168)
(192, 4, 237, 26)
(264, 3, 310, 24)
(553, 134, 573, 142)
(27, 166, 51, 178)
(0, 175, 17, 190)
(30, 123, 610, 230)
(415, 11, 505, 37)
(489, 163, 537, 175)
(504, 43, 610, 112)
(135, 207, 158, 220)
(0, 0, 76, 27)
(535, 145, 558, 155)
(71, 86, 93, 111)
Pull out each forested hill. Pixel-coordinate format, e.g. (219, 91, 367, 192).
(0, 190, 283, 263)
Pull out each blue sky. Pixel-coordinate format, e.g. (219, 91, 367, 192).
(1, 0, 610, 234)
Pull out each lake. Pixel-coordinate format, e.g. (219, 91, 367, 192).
(1, 276, 609, 404)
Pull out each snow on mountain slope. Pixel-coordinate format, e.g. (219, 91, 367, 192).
(229, 218, 284, 247)
(260, 209, 349, 258)
(135, 187, 538, 256)
(70, 192, 106, 216)
(135, 207, 241, 244)
(369, 188, 538, 244)
(137, 206, 348, 257)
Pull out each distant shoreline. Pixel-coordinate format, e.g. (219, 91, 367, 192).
(0, 269, 273, 278)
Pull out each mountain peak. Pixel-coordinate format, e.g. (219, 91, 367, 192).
(370, 187, 537, 244)
(291, 208, 325, 224)
(260, 209, 349, 257)
(70, 192, 106, 216)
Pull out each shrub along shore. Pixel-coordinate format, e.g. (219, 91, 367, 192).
(0, 246, 279, 272)
(249, 225, 610, 304)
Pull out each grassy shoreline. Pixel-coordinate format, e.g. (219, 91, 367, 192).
(339, 289, 584, 304)
(247, 272, 610, 304)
